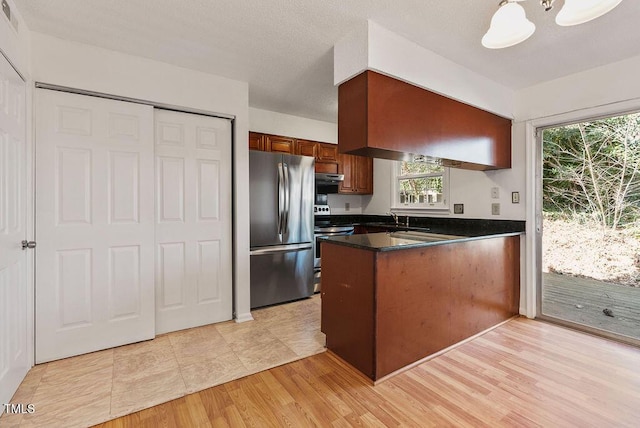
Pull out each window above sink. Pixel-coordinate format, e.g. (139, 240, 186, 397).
(391, 159, 450, 212)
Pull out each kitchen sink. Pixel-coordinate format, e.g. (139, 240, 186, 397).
(388, 231, 466, 241)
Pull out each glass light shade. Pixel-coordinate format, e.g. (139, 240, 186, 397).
(556, 0, 622, 26)
(482, 2, 536, 49)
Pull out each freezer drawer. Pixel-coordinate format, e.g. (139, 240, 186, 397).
(250, 244, 314, 309)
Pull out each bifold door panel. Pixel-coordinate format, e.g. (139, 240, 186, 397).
(34, 91, 233, 363)
(35, 90, 156, 363)
(154, 109, 232, 334)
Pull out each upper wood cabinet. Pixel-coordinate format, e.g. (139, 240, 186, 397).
(297, 140, 338, 162)
(249, 132, 296, 154)
(296, 139, 317, 158)
(249, 132, 373, 194)
(338, 153, 373, 195)
(317, 143, 338, 162)
(338, 70, 512, 170)
(265, 135, 296, 154)
(249, 132, 264, 151)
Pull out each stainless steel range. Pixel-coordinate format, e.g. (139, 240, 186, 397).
(313, 204, 354, 292)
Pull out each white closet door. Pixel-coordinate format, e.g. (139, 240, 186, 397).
(35, 90, 155, 363)
(0, 55, 28, 404)
(154, 109, 232, 334)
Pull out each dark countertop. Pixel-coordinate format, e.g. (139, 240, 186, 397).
(314, 214, 525, 236)
(322, 231, 523, 252)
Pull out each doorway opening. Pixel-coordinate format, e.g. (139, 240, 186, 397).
(537, 111, 640, 343)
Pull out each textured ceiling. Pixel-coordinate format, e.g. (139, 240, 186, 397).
(16, 0, 640, 122)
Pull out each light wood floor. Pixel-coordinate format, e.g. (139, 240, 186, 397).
(94, 317, 640, 427)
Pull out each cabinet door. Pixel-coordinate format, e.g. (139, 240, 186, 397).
(296, 139, 317, 157)
(338, 153, 355, 193)
(266, 135, 296, 154)
(316, 161, 338, 174)
(317, 143, 338, 162)
(338, 154, 373, 195)
(355, 156, 374, 194)
(249, 132, 264, 151)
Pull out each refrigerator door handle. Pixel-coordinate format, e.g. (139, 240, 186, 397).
(283, 162, 290, 235)
(277, 162, 285, 238)
(250, 243, 313, 256)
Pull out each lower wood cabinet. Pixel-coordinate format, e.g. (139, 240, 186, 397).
(321, 235, 520, 381)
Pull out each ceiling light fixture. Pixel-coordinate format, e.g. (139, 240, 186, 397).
(482, 0, 623, 49)
(482, 1, 536, 49)
(555, 0, 623, 26)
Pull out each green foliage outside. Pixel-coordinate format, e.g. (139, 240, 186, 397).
(398, 161, 443, 204)
(542, 113, 640, 230)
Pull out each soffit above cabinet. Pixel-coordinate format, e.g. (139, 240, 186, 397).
(338, 71, 512, 170)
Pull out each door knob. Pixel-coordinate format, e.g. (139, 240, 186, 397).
(21, 240, 36, 250)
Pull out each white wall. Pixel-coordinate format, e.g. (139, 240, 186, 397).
(30, 32, 253, 322)
(515, 53, 640, 121)
(249, 107, 337, 143)
(334, 20, 515, 118)
(361, 159, 392, 215)
(0, 0, 30, 77)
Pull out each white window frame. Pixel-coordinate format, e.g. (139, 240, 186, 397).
(391, 160, 450, 212)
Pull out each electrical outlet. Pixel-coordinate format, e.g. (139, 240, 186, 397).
(491, 203, 500, 215)
(344, 202, 350, 212)
(491, 187, 499, 199)
(453, 203, 464, 214)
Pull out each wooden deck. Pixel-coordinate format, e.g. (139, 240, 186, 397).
(543, 272, 640, 340)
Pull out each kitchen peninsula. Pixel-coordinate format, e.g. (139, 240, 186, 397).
(320, 231, 520, 382)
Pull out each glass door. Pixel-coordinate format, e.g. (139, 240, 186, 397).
(537, 111, 640, 344)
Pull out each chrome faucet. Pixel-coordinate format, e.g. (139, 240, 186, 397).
(387, 212, 399, 226)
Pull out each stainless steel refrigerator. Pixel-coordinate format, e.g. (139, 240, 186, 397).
(250, 150, 315, 308)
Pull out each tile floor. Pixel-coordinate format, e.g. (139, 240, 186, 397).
(1, 295, 324, 428)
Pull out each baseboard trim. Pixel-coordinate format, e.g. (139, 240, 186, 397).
(234, 312, 254, 323)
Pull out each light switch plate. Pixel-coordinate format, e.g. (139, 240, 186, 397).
(453, 203, 464, 214)
(491, 203, 500, 215)
(511, 191, 520, 204)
